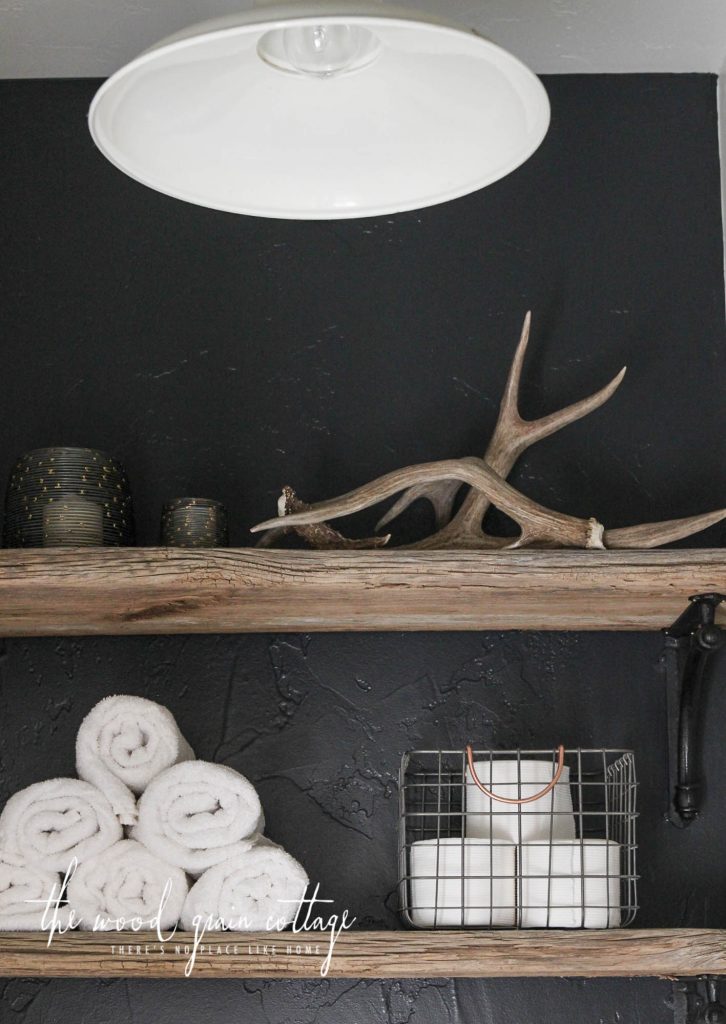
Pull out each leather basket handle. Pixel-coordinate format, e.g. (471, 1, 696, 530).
(465, 744, 566, 805)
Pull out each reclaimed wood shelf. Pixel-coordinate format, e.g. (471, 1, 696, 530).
(0, 929, 724, 978)
(0, 548, 724, 636)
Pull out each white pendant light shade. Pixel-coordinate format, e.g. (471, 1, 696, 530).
(89, 2, 550, 220)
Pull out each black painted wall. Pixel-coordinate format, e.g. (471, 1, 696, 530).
(0, 74, 724, 1022)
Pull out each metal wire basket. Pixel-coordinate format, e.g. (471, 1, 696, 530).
(398, 747, 638, 929)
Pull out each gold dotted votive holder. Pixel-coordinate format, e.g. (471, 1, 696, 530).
(42, 497, 105, 547)
(160, 498, 228, 548)
(3, 446, 135, 548)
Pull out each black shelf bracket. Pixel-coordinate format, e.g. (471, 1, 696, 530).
(672, 977, 726, 1023)
(663, 593, 726, 828)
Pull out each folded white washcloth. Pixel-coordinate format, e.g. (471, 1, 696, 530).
(67, 839, 188, 931)
(76, 695, 195, 826)
(0, 860, 71, 930)
(466, 759, 576, 843)
(0, 778, 122, 872)
(181, 840, 309, 931)
(519, 839, 622, 928)
(408, 838, 517, 927)
(130, 761, 264, 876)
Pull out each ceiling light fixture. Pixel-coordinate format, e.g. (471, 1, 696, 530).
(88, 2, 550, 220)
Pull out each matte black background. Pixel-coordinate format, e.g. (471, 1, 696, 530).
(0, 73, 724, 1022)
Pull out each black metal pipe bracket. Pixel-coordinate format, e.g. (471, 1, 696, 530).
(664, 593, 726, 828)
(672, 976, 726, 1023)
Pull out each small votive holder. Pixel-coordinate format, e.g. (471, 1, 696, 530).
(160, 498, 229, 548)
(42, 497, 104, 547)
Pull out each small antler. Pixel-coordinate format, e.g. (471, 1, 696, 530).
(255, 485, 389, 550)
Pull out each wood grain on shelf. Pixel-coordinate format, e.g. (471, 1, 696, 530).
(0, 548, 724, 635)
(0, 929, 724, 978)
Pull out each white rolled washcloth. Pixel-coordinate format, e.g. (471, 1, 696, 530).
(131, 761, 264, 876)
(0, 778, 122, 872)
(76, 695, 195, 826)
(0, 860, 71, 930)
(181, 840, 309, 931)
(67, 839, 188, 931)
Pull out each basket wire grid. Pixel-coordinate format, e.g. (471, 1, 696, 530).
(398, 748, 638, 929)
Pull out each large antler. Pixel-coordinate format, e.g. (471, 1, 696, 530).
(251, 459, 726, 550)
(252, 313, 726, 550)
(252, 459, 606, 549)
(376, 312, 626, 548)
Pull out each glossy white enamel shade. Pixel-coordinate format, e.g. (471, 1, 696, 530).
(89, 2, 550, 220)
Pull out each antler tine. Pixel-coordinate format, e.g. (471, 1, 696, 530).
(496, 308, 531, 434)
(512, 364, 627, 452)
(376, 480, 461, 532)
(251, 458, 605, 549)
(605, 508, 726, 549)
(258, 485, 390, 550)
(255, 525, 289, 548)
(373, 315, 532, 535)
(376, 456, 481, 532)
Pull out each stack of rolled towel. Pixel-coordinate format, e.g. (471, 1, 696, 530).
(0, 695, 308, 932)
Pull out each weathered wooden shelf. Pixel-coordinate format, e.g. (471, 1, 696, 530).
(0, 929, 724, 978)
(0, 548, 724, 635)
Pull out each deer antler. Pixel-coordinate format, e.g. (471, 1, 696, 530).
(254, 486, 389, 550)
(604, 509, 726, 549)
(252, 313, 726, 550)
(252, 459, 606, 549)
(251, 460, 726, 551)
(377, 312, 626, 548)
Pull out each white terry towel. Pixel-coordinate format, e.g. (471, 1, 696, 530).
(0, 860, 71, 930)
(181, 840, 309, 931)
(0, 778, 122, 872)
(67, 839, 188, 931)
(131, 761, 264, 876)
(76, 695, 194, 826)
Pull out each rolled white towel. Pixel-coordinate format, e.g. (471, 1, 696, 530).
(131, 761, 264, 876)
(67, 839, 188, 931)
(181, 840, 309, 931)
(0, 860, 71, 930)
(76, 695, 194, 826)
(0, 778, 122, 872)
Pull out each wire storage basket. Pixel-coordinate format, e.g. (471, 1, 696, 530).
(398, 747, 638, 929)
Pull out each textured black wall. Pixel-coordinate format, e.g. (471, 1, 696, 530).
(0, 73, 724, 1022)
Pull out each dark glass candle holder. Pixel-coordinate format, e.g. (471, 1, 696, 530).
(160, 498, 228, 548)
(3, 446, 135, 548)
